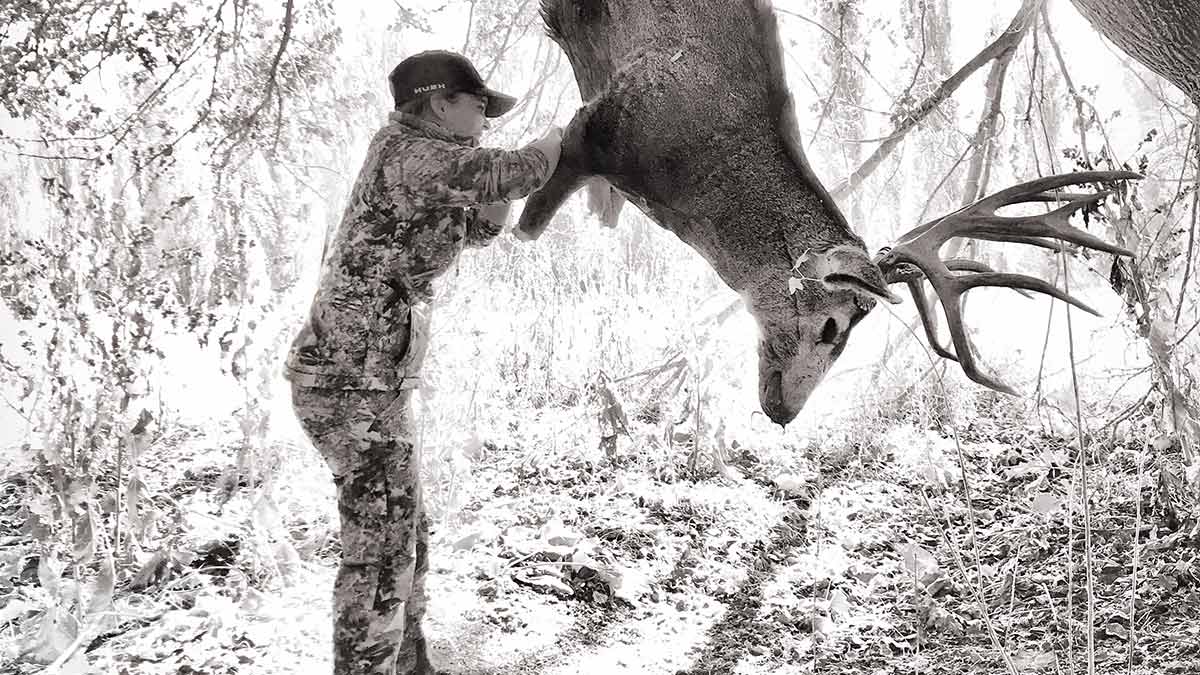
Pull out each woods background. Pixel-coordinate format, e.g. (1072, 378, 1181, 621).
(1, 0, 1198, 673)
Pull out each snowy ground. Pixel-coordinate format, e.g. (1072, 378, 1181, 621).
(6, 388, 1197, 675)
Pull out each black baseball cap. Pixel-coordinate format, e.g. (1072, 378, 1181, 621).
(389, 50, 517, 118)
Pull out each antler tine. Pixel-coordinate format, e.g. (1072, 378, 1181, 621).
(905, 261, 1041, 364)
(1020, 192, 1100, 203)
(968, 234, 1074, 251)
(930, 272, 1018, 395)
(954, 272, 1101, 316)
(916, 193, 1133, 256)
(877, 170, 1142, 396)
(905, 278, 958, 361)
(945, 258, 1034, 298)
(976, 170, 1142, 209)
(887, 171, 1141, 248)
(887, 171, 1142, 255)
(943, 258, 992, 274)
(1044, 194, 1134, 255)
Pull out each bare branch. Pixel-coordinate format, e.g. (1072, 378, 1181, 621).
(0, 147, 95, 161)
(916, 140, 975, 224)
(4, 0, 230, 162)
(960, 17, 1024, 207)
(831, 0, 1044, 198)
(775, 8, 894, 99)
(1041, 7, 1096, 171)
(898, 0, 929, 106)
(479, 0, 535, 83)
(1178, 115, 1200, 324)
(250, 0, 295, 126)
(1175, 312, 1200, 349)
(214, 0, 295, 167)
(808, 6, 853, 148)
(462, 0, 477, 54)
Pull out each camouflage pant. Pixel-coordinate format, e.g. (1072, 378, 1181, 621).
(291, 383, 433, 675)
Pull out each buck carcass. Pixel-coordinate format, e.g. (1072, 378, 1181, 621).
(517, 0, 1139, 425)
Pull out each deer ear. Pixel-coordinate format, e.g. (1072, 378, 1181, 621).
(585, 178, 626, 228)
(797, 245, 902, 304)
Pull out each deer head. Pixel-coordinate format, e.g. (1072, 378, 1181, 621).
(518, 0, 1138, 425)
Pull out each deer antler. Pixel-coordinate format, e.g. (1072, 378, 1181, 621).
(874, 170, 1141, 395)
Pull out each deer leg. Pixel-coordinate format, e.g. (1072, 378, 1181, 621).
(515, 84, 640, 239)
(513, 171, 587, 240)
(514, 103, 597, 240)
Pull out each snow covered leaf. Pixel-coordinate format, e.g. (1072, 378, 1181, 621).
(1029, 492, 1063, 514)
(540, 517, 583, 547)
(27, 606, 77, 665)
(895, 542, 939, 578)
(926, 606, 963, 635)
(1151, 433, 1175, 453)
(513, 569, 573, 598)
(611, 567, 648, 606)
(828, 589, 851, 619)
(773, 472, 811, 496)
(0, 599, 34, 627)
(1012, 650, 1057, 670)
(812, 614, 835, 638)
(453, 531, 483, 551)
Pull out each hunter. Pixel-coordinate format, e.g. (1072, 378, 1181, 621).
(285, 50, 562, 675)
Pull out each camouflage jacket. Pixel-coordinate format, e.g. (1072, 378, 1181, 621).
(285, 112, 551, 390)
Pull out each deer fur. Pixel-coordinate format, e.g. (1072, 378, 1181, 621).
(519, 0, 897, 425)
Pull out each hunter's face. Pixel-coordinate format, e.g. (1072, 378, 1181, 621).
(435, 92, 488, 139)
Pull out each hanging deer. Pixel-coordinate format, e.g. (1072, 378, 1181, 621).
(516, 0, 1139, 426)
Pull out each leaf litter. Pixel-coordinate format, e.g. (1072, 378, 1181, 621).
(2, 404, 1198, 674)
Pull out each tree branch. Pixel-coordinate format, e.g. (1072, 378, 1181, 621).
(959, 24, 1022, 207)
(214, 0, 295, 167)
(479, 0, 535, 83)
(249, 0, 295, 127)
(462, 0, 477, 54)
(916, 139, 975, 224)
(776, 8, 894, 99)
(1177, 115, 1199, 325)
(808, 6, 852, 148)
(898, 0, 929, 107)
(831, 0, 1044, 198)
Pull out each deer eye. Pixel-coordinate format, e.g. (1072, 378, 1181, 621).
(819, 317, 840, 345)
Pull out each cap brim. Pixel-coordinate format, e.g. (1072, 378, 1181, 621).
(481, 89, 517, 117)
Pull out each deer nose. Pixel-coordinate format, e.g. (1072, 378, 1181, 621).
(761, 370, 791, 426)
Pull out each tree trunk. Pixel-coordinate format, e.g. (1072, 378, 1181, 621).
(1068, 0, 1200, 104)
(1066, 0, 1200, 457)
